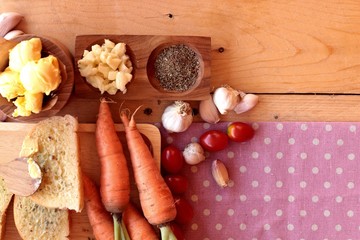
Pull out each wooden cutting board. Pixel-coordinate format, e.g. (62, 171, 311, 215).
(0, 122, 161, 239)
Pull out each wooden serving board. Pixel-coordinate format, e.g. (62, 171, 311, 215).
(0, 122, 161, 239)
(74, 35, 211, 100)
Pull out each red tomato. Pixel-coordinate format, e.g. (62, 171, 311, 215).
(164, 174, 189, 195)
(199, 130, 228, 152)
(169, 222, 185, 240)
(161, 145, 184, 174)
(174, 196, 194, 225)
(227, 122, 255, 142)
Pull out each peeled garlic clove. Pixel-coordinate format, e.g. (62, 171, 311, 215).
(0, 12, 24, 37)
(4, 29, 24, 40)
(213, 85, 240, 115)
(234, 93, 259, 114)
(199, 95, 220, 124)
(211, 159, 230, 188)
(183, 142, 206, 165)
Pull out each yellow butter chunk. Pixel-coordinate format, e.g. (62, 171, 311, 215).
(24, 92, 43, 114)
(12, 92, 43, 117)
(12, 96, 31, 117)
(9, 38, 42, 72)
(27, 158, 42, 179)
(0, 67, 25, 101)
(20, 55, 61, 95)
(20, 136, 39, 157)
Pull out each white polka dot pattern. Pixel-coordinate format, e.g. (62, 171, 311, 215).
(159, 122, 360, 240)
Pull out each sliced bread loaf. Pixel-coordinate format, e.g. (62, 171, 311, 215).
(20, 115, 84, 212)
(0, 178, 13, 240)
(13, 195, 69, 240)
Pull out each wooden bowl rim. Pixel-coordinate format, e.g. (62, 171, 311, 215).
(0, 34, 74, 122)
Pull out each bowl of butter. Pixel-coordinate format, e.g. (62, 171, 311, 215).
(0, 34, 74, 121)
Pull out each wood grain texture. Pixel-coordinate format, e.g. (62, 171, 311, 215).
(74, 35, 211, 100)
(0, 157, 41, 197)
(0, 122, 161, 239)
(0, 0, 359, 120)
(54, 94, 360, 123)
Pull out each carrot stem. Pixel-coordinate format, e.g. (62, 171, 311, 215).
(113, 213, 130, 240)
(160, 225, 177, 240)
(121, 218, 130, 240)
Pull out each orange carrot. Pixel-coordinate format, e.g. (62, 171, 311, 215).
(83, 174, 114, 240)
(120, 108, 176, 226)
(96, 100, 130, 214)
(123, 202, 159, 240)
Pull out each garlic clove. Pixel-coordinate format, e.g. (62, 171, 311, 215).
(4, 29, 24, 40)
(199, 95, 220, 124)
(234, 93, 259, 114)
(0, 12, 24, 37)
(211, 159, 230, 188)
(213, 85, 240, 115)
(183, 142, 206, 165)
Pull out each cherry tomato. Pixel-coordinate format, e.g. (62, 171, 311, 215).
(161, 145, 184, 174)
(227, 122, 255, 142)
(169, 222, 185, 240)
(174, 196, 194, 225)
(164, 174, 189, 195)
(199, 130, 228, 152)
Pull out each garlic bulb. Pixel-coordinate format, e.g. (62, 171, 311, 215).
(161, 101, 193, 133)
(213, 85, 240, 115)
(199, 95, 220, 124)
(183, 142, 206, 165)
(234, 93, 259, 114)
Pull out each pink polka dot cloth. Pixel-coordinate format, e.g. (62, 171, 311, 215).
(158, 122, 360, 240)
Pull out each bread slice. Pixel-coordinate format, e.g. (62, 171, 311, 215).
(0, 178, 13, 240)
(13, 195, 69, 240)
(20, 115, 84, 212)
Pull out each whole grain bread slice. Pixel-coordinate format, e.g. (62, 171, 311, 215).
(13, 195, 69, 240)
(0, 178, 13, 240)
(20, 115, 84, 212)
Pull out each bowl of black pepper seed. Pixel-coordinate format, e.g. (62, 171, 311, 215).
(147, 43, 203, 94)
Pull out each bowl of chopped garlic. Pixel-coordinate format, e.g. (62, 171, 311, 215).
(0, 34, 74, 121)
(77, 38, 135, 95)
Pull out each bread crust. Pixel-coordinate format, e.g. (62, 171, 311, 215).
(20, 115, 84, 212)
(0, 178, 13, 240)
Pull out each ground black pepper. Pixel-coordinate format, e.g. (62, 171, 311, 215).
(154, 44, 200, 92)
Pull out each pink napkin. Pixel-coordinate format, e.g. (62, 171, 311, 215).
(158, 122, 360, 240)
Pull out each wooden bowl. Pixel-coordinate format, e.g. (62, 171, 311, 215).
(0, 34, 74, 122)
(146, 42, 205, 96)
(74, 35, 211, 100)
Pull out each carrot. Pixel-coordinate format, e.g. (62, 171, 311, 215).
(96, 100, 130, 214)
(120, 108, 177, 227)
(83, 174, 114, 240)
(123, 202, 159, 240)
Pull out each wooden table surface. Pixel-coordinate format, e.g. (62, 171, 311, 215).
(1, 0, 360, 123)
